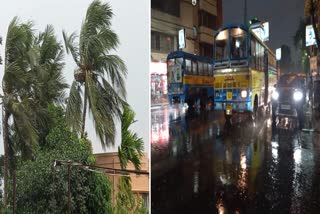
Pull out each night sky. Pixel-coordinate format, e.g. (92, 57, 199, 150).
(223, 0, 305, 59)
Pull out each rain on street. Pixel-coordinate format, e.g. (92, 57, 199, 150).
(151, 105, 320, 214)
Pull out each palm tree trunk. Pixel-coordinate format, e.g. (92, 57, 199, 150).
(81, 71, 88, 138)
(12, 167, 17, 214)
(2, 108, 9, 208)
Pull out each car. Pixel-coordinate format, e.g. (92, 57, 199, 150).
(271, 73, 307, 128)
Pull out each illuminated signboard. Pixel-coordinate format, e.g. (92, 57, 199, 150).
(276, 48, 281, 61)
(252, 22, 269, 42)
(179, 28, 186, 49)
(306, 25, 316, 47)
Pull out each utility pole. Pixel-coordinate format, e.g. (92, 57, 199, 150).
(68, 165, 71, 214)
(244, 0, 247, 25)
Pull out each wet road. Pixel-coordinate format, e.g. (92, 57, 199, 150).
(151, 105, 320, 214)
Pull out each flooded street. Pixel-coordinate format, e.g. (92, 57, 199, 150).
(151, 105, 320, 213)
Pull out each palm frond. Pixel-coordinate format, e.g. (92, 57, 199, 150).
(118, 105, 144, 170)
(86, 72, 125, 148)
(100, 54, 127, 97)
(62, 30, 80, 66)
(66, 80, 83, 133)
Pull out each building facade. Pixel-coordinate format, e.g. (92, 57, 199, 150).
(95, 152, 149, 208)
(151, 0, 223, 105)
(151, 0, 222, 62)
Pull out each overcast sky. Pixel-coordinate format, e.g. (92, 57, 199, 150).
(223, 0, 304, 60)
(0, 0, 149, 155)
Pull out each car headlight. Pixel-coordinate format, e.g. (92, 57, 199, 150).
(240, 90, 248, 98)
(293, 91, 303, 101)
(272, 91, 279, 100)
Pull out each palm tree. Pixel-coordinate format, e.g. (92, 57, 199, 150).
(116, 105, 146, 214)
(118, 104, 144, 171)
(63, 0, 127, 148)
(2, 17, 35, 208)
(2, 18, 67, 210)
(33, 25, 68, 145)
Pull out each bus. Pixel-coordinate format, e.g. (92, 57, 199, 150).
(213, 23, 277, 121)
(167, 51, 215, 108)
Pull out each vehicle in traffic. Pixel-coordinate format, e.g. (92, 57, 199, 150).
(167, 51, 215, 108)
(213, 23, 277, 122)
(271, 73, 307, 128)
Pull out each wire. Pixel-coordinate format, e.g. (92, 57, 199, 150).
(53, 160, 149, 176)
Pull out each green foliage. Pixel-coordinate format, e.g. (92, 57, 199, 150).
(116, 105, 148, 213)
(115, 177, 148, 214)
(6, 106, 113, 213)
(118, 104, 144, 170)
(64, 0, 127, 148)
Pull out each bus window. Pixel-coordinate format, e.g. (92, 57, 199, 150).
(250, 38, 256, 69)
(176, 57, 183, 66)
(186, 59, 192, 74)
(198, 62, 203, 76)
(208, 64, 213, 77)
(215, 29, 228, 61)
(203, 63, 208, 76)
(255, 42, 265, 71)
(230, 27, 247, 59)
(192, 60, 198, 75)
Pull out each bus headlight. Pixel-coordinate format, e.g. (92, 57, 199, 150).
(272, 91, 279, 100)
(240, 90, 248, 98)
(293, 91, 303, 101)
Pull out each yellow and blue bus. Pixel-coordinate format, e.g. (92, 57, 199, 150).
(213, 23, 277, 120)
(167, 51, 215, 108)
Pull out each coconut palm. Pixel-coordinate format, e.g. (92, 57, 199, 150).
(33, 25, 68, 145)
(63, 1, 126, 147)
(2, 17, 67, 210)
(63, 0, 127, 149)
(2, 17, 36, 207)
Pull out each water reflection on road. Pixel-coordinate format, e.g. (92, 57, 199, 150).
(151, 105, 320, 214)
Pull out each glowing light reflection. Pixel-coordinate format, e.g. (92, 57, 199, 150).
(294, 148, 301, 165)
(271, 141, 278, 160)
(216, 199, 225, 214)
(238, 152, 247, 189)
(193, 171, 199, 193)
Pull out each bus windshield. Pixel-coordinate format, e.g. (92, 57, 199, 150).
(214, 29, 228, 61)
(230, 27, 247, 59)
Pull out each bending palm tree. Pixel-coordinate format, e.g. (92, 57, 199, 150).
(118, 104, 144, 171)
(63, 0, 127, 148)
(2, 18, 67, 209)
(116, 105, 146, 213)
(2, 17, 35, 207)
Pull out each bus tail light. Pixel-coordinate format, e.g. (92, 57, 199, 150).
(241, 90, 248, 98)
